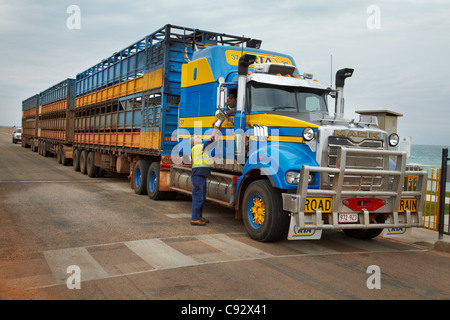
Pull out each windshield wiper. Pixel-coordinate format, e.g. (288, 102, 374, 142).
(271, 106, 296, 111)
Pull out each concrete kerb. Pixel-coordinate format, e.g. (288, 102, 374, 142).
(434, 240, 450, 253)
(391, 226, 450, 253)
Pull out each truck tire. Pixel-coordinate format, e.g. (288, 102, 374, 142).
(80, 150, 89, 174)
(147, 162, 167, 200)
(87, 151, 99, 178)
(43, 142, 49, 157)
(133, 160, 149, 195)
(242, 180, 290, 242)
(73, 149, 81, 171)
(57, 145, 62, 164)
(61, 148, 70, 166)
(342, 228, 383, 239)
(32, 140, 37, 152)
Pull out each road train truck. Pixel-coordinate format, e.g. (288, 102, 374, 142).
(22, 25, 427, 241)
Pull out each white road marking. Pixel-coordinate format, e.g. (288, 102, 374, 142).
(124, 239, 198, 270)
(25, 233, 426, 290)
(196, 234, 273, 260)
(43, 247, 109, 285)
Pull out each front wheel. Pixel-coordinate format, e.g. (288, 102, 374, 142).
(241, 180, 289, 242)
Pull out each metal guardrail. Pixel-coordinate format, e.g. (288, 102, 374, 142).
(406, 165, 441, 231)
(282, 147, 427, 231)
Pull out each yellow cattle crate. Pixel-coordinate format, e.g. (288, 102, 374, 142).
(74, 132, 140, 148)
(75, 68, 164, 108)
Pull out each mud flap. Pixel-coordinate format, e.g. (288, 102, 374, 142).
(287, 214, 322, 240)
(383, 227, 411, 237)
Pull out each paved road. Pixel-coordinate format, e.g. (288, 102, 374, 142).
(1, 128, 450, 302)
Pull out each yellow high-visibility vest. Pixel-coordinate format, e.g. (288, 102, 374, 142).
(191, 144, 212, 167)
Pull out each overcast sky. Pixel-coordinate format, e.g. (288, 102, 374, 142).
(0, 0, 449, 145)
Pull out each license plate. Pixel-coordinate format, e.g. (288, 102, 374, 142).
(304, 197, 332, 213)
(398, 199, 417, 212)
(338, 213, 359, 223)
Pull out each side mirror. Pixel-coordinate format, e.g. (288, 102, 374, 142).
(327, 89, 337, 99)
(217, 83, 227, 110)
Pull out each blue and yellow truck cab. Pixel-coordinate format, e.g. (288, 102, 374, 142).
(172, 43, 427, 242)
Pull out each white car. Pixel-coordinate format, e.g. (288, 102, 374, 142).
(12, 128, 21, 144)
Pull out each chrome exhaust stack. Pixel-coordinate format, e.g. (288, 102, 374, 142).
(334, 68, 354, 116)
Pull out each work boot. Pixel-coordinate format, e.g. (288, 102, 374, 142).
(191, 220, 207, 226)
(200, 217, 209, 223)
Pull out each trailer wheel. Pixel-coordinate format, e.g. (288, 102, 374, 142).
(31, 140, 37, 152)
(342, 228, 383, 239)
(80, 150, 89, 174)
(43, 142, 49, 157)
(56, 146, 62, 164)
(73, 149, 81, 171)
(133, 160, 149, 195)
(147, 162, 167, 200)
(87, 151, 99, 178)
(61, 148, 70, 166)
(242, 180, 289, 242)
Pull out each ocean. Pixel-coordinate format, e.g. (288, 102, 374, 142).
(408, 144, 450, 191)
(408, 144, 450, 167)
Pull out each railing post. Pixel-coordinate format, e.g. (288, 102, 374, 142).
(438, 148, 448, 240)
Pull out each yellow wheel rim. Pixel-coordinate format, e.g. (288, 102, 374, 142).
(251, 197, 265, 225)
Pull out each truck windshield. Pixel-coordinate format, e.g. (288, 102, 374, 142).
(247, 82, 328, 113)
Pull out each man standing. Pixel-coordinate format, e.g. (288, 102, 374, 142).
(190, 134, 217, 226)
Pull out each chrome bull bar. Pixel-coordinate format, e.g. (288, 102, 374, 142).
(282, 147, 428, 230)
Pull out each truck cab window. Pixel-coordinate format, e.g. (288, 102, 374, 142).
(248, 82, 328, 114)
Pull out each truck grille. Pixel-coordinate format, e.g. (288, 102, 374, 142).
(324, 136, 385, 189)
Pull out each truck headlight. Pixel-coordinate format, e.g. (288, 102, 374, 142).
(286, 171, 315, 185)
(286, 171, 301, 184)
(302, 127, 315, 141)
(389, 133, 399, 147)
